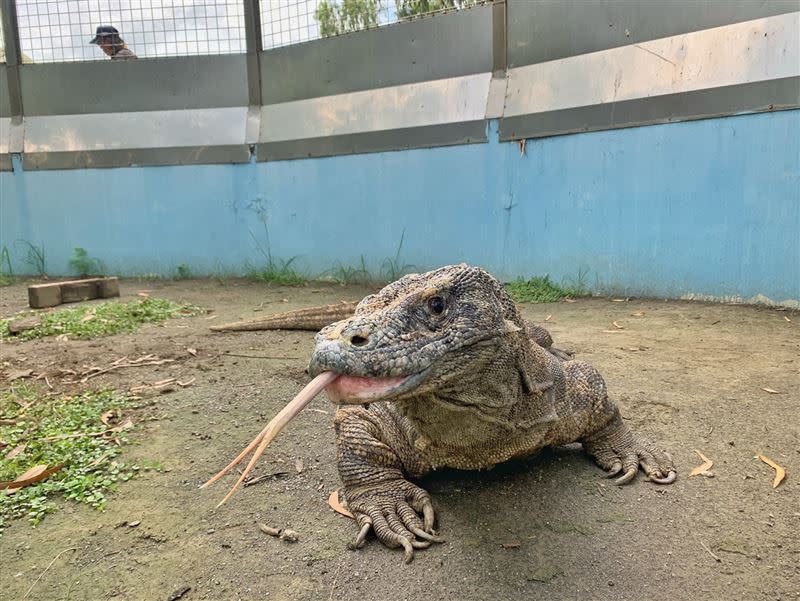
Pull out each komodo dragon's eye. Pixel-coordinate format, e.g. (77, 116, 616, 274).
(427, 296, 447, 315)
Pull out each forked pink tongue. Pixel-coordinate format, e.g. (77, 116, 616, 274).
(325, 374, 409, 404)
(202, 371, 338, 506)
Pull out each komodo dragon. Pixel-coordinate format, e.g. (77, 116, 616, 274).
(212, 264, 676, 562)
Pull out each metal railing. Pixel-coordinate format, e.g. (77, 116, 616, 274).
(14, 0, 246, 62)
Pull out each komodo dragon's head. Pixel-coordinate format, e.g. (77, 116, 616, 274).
(308, 264, 526, 404)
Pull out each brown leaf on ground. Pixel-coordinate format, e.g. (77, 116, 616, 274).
(328, 489, 354, 519)
(100, 410, 115, 426)
(0, 418, 17, 426)
(761, 388, 782, 394)
(757, 454, 786, 489)
(108, 418, 134, 433)
(5, 443, 27, 460)
(1, 464, 63, 493)
(136, 291, 150, 297)
(501, 541, 521, 549)
(689, 450, 714, 477)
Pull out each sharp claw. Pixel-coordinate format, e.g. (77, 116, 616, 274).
(348, 522, 371, 551)
(422, 503, 435, 532)
(650, 470, 677, 485)
(399, 537, 414, 564)
(409, 526, 444, 543)
(613, 467, 637, 485)
(605, 461, 623, 478)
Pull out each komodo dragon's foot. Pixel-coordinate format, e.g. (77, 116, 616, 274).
(582, 413, 676, 486)
(343, 479, 443, 563)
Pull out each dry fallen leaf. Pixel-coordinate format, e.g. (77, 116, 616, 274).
(187, 348, 197, 356)
(100, 410, 115, 426)
(757, 454, 786, 489)
(5, 443, 27, 460)
(761, 388, 782, 394)
(612, 321, 624, 330)
(631, 311, 646, 317)
(0, 464, 63, 493)
(328, 489, 354, 519)
(108, 418, 134, 433)
(136, 291, 150, 297)
(690, 450, 714, 477)
(501, 541, 521, 549)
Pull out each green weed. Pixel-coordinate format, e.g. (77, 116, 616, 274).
(68, 247, 104, 277)
(331, 256, 373, 285)
(0, 246, 13, 286)
(174, 264, 192, 280)
(0, 384, 146, 534)
(16, 240, 46, 277)
(505, 275, 588, 303)
(0, 298, 199, 342)
(379, 231, 415, 282)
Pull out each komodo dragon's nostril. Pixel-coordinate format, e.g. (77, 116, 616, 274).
(349, 334, 369, 347)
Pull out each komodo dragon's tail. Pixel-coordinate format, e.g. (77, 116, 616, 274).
(209, 301, 359, 332)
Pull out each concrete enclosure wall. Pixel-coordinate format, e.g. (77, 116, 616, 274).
(2, 111, 798, 304)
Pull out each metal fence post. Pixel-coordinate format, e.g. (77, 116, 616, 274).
(243, 0, 263, 107)
(491, 0, 507, 76)
(1, 0, 24, 121)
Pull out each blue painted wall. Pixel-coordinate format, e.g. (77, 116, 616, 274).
(1, 111, 799, 302)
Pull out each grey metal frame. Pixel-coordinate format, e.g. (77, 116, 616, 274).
(1, 0, 798, 171)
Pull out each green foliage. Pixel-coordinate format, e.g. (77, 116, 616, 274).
(16, 240, 47, 277)
(505, 275, 588, 304)
(0, 246, 13, 286)
(380, 230, 415, 282)
(396, 0, 478, 19)
(0, 298, 199, 342)
(0, 385, 145, 534)
(174, 264, 192, 279)
(246, 256, 307, 286)
(331, 256, 373, 285)
(316, 0, 380, 36)
(315, 0, 481, 36)
(68, 247, 104, 276)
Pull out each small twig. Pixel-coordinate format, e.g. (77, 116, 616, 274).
(24, 547, 76, 599)
(40, 430, 111, 442)
(243, 471, 289, 487)
(700, 541, 721, 562)
(79, 358, 175, 382)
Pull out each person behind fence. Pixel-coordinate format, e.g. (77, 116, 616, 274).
(89, 26, 138, 60)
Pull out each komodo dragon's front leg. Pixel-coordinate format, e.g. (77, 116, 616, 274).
(334, 403, 442, 563)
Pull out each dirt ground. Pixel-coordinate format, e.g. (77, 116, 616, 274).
(0, 278, 798, 601)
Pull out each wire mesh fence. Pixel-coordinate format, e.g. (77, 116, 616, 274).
(261, 0, 487, 50)
(6, 0, 486, 63)
(14, 0, 246, 63)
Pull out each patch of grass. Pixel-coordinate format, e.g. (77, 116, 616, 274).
(0, 246, 13, 286)
(331, 256, 373, 285)
(69, 247, 105, 276)
(246, 256, 307, 286)
(16, 240, 47, 277)
(505, 275, 588, 303)
(0, 297, 199, 342)
(0, 384, 145, 534)
(174, 264, 192, 279)
(380, 231, 415, 282)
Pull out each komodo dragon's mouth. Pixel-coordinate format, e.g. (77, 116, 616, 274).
(323, 370, 429, 404)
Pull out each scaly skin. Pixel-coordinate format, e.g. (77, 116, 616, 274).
(307, 264, 675, 562)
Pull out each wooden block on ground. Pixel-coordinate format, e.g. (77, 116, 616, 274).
(97, 277, 120, 298)
(27, 277, 120, 309)
(28, 283, 62, 309)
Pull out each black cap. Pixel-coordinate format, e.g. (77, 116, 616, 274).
(90, 25, 119, 44)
